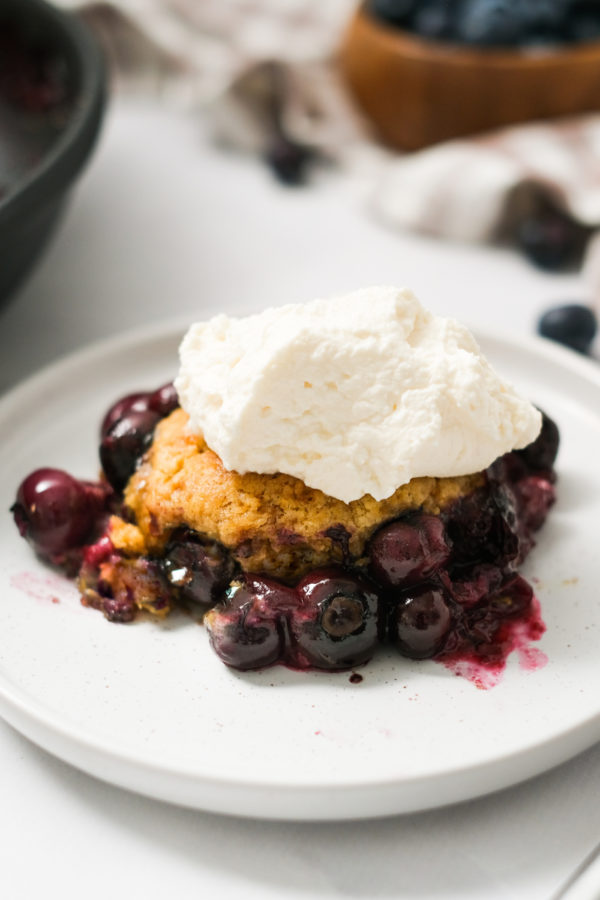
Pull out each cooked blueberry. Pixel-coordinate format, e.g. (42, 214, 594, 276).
(390, 584, 452, 659)
(148, 382, 179, 417)
(487, 575, 533, 618)
(161, 528, 235, 609)
(102, 595, 136, 624)
(443, 564, 504, 608)
(517, 409, 560, 472)
(205, 576, 293, 670)
(458, 575, 534, 660)
(99, 408, 160, 493)
(12, 468, 97, 558)
(321, 595, 365, 637)
(445, 483, 520, 569)
(537, 304, 597, 354)
(514, 475, 556, 532)
(291, 567, 380, 669)
(100, 392, 151, 438)
(516, 205, 589, 271)
(369, 514, 451, 588)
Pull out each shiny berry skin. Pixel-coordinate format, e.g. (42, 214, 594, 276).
(99, 408, 160, 493)
(100, 392, 151, 438)
(537, 304, 597, 355)
(517, 410, 560, 473)
(161, 528, 235, 609)
(12, 468, 97, 558)
(205, 576, 294, 670)
(148, 382, 179, 417)
(291, 567, 380, 670)
(369, 514, 451, 588)
(390, 583, 452, 659)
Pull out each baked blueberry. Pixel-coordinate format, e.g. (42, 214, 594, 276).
(290, 567, 380, 669)
(12, 468, 104, 563)
(148, 382, 179, 417)
(100, 392, 151, 438)
(205, 576, 294, 670)
(390, 583, 453, 659)
(161, 528, 235, 609)
(445, 482, 520, 569)
(369, 514, 451, 588)
(100, 408, 161, 493)
(517, 410, 560, 473)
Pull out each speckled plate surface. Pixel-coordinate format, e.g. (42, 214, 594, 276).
(0, 320, 599, 820)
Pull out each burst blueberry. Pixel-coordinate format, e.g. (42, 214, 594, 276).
(161, 528, 235, 609)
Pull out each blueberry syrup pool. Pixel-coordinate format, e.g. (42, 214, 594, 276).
(11, 384, 558, 686)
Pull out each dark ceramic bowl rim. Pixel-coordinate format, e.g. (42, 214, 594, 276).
(0, 0, 106, 228)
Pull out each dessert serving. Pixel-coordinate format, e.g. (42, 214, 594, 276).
(11, 287, 558, 676)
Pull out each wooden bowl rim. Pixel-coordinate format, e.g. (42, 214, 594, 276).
(352, 2, 600, 70)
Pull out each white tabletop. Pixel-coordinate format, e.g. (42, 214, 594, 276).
(1, 99, 599, 900)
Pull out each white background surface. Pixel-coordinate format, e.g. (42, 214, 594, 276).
(1, 100, 599, 898)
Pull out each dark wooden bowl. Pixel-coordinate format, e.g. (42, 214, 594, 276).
(339, 4, 600, 151)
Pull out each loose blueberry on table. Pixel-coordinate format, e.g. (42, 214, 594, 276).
(537, 304, 598, 355)
(11, 385, 559, 677)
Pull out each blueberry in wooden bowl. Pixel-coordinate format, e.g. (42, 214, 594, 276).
(339, 1, 600, 151)
(0, 0, 106, 302)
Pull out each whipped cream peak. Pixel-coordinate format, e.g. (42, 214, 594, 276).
(175, 286, 541, 503)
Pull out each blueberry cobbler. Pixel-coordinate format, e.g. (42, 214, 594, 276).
(11, 287, 558, 675)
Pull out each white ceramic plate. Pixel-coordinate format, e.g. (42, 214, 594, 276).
(0, 321, 599, 821)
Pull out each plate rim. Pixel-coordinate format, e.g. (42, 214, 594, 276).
(1, 317, 599, 819)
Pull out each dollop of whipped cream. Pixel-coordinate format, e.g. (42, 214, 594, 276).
(175, 286, 541, 503)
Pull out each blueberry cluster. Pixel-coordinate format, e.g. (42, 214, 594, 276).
(369, 0, 600, 47)
(11, 384, 560, 674)
(204, 414, 559, 671)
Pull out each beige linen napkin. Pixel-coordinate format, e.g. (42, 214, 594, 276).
(56, 0, 600, 299)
